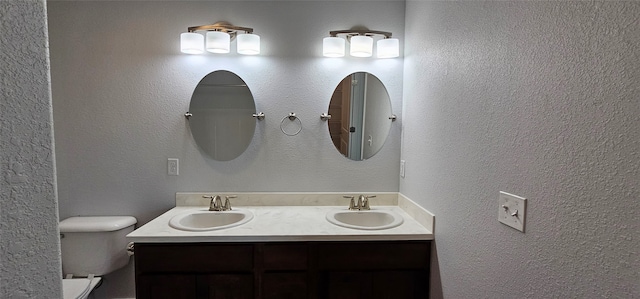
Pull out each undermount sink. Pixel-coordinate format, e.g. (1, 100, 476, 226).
(169, 209, 253, 231)
(326, 209, 404, 230)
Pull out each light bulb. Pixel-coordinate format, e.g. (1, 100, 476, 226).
(237, 33, 260, 55)
(206, 31, 230, 53)
(323, 37, 345, 57)
(180, 32, 204, 54)
(350, 35, 373, 57)
(377, 38, 399, 58)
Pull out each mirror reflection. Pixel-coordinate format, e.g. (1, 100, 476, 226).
(328, 72, 392, 161)
(188, 70, 256, 161)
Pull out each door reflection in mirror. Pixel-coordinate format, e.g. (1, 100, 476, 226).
(328, 72, 392, 161)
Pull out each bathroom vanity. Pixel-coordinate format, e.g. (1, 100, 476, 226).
(135, 241, 429, 299)
(128, 193, 434, 299)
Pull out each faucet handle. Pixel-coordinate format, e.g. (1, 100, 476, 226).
(343, 195, 358, 210)
(223, 195, 237, 211)
(361, 195, 376, 210)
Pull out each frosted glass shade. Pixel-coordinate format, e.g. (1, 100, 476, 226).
(350, 36, 373, 57)
(377, 38, 399, 58)
(323, 37, 345, 57)
(180, 32, 204, 54)
(237, 34, 260, 55)
(206, 31, 230, 53)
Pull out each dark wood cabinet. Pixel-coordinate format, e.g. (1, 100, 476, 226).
(261, 272, 308, 299)
(320, 270, 427, 299)
(316, 242, 430, 299)
(135, 241, 430, 299)
(196, 274, 254, 298)
(136, 274, 197, 299)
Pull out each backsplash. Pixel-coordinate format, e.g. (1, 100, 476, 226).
(176, 192, 398, 206)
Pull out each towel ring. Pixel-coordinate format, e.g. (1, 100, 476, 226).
(280, 113, 302, 136)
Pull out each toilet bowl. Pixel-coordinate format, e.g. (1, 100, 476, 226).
(59, 216, 137, 299)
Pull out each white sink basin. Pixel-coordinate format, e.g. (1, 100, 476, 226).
(326, 209, 404, 230)
(169, 209, 253, 231)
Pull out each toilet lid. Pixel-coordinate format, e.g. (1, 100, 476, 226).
(62, 278, 91, 299)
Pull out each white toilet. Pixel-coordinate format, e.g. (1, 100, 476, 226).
(59, 216, 137, 299)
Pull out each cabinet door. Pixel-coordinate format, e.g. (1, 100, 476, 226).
(321, 271, 372, 299)
(321, 271, 427, 299)
(371, 271, 428, 299)
(262, 272, 308, 299)
(136, 274, 196, 299)
(196, 274, 253, 299)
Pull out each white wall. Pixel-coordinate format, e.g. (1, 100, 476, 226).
(401, 1, 639, 298)
(47, 1, 405, 297)
(0, 1, 63, 298)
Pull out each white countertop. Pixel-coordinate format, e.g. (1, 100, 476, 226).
(127, 205, 433, 243)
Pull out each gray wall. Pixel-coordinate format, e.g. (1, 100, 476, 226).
(0, 1, 62, 298)
(48, 1, 405, 226)
(47, 1, 404, 297)
(401, 1, 639, 298)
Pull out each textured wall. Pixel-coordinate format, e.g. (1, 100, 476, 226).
(48, 1, 404, 225)
(47, 1, 404, 297)
(0, 1, 63, 298)
(401, 1, 639, 298)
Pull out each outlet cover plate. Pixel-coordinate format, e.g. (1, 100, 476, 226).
(498, 191, 526, 232)
(168, 158, 179, 176)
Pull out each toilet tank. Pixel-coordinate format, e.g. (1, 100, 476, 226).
(59, 216, 137, 276)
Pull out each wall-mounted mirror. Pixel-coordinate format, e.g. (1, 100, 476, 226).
(187, 70, 256, 161)
(327, 72, 392, 161)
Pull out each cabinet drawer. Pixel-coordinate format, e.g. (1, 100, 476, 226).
(136, 243, 253, 273)
(261, 243, 308, 270)
(315, 241, 430, 270)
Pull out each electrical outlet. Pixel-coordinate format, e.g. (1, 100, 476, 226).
(400, 160, 406, 178)
(168, 158, 179, 176)
(498, 191, 526, 232)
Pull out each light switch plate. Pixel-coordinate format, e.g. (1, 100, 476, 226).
(400, 160, 406, 178)
(498, 191, 526, 232)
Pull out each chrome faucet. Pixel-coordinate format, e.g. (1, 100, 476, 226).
(344, 195, 376, 210)
(344, 195, 358, 210)
(203, 195, 236, 211)
(205, 195, 223, 211)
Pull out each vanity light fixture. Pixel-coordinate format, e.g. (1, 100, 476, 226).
(322, 29, 399, 58)
(180, 22, 260, 55)
(350, 35, 374, 57)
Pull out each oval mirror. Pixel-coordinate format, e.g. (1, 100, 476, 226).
(188, 70, 256, 161)
(327, 72, 392, 161)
